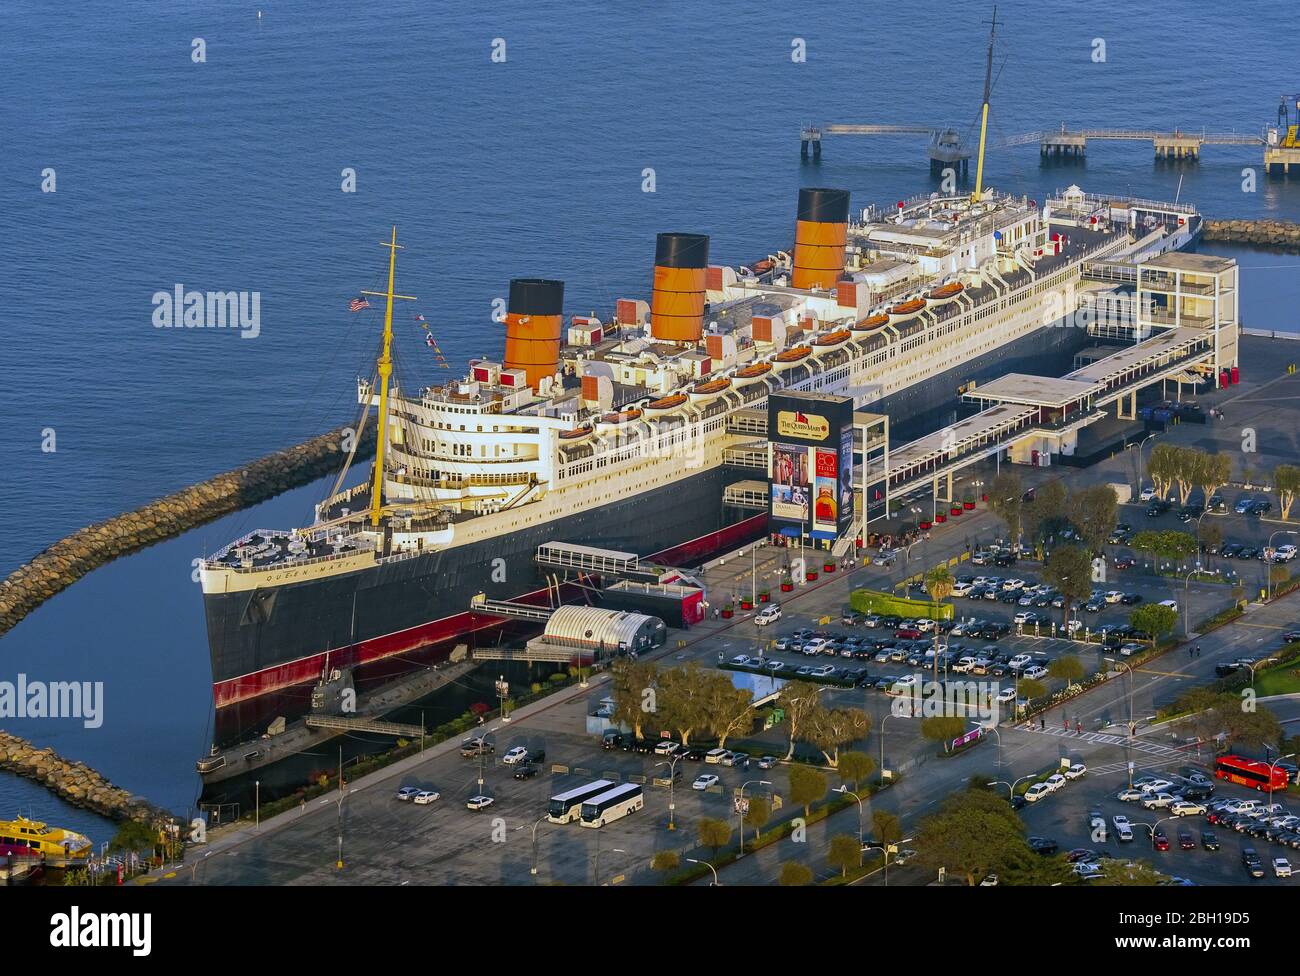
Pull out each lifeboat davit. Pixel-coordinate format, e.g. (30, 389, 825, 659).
(643, 393, 689, 415)
(771, 345, 813, 372)
(927, 281, 964, 305)
(887, 297, 927, 324)
(851, 313, 891, 332)
(812, 329, 852, 349)
(689, 376, 732, 402)
(596, 407, 642, 429)
(731, 361, 773, 387)
(558, 425, 594, 443)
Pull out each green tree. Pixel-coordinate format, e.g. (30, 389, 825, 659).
(1276, 464, 1300, 520)
(697, 817, 732, 857)
(997, 842, 1079, 886)
(656, 661, 711, 745)
(1023, 480, 1067, 553)
(1221, 703, 1283, 753)
(925, 564, 956, 684)
(806, 707, 871, 767)
(837, 750, 876, 790)
(1073, 484, 1118, 554)
(1048, 655, 1085, 687)
(779, 680, 827, 760)
(1131, 603, 1178, 648)
(1200, 520, 1223, 564)
(914, 788, 1027, 886)
(109, 820, 158, 855)
(743, 795, 772, 841)
(988, 472, 1025, 545)
(827, 833, 862, 877)
(1043, 544, 1093, 625)
(919, 715, 968, 753)
(779, 861, 813, 886)
(787, 764, 828, 816)
(1196, 452, 1232, 511)
(700, 671, 756, 749)
(1130, 529, 1199, 564)
(1148, 442, 1180, 500)
(872, 810, 902, 847)
(1016, 678, 1047, 705)
(650, 850, 680, 873)
(610, 659, 659, 740)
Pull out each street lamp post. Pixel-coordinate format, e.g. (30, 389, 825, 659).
(593, 843, 625, 886)
(1243, 658, 1278, 692)
(737, 779, 772, 857)
(657, 756, 682, 831)
(530, 815, 548, 878)
(1104, 657, 1137, 738)
(687, 857, 720, 886)
(835, 786, 866, 866)
(1266, 530, 1298, 602)
(987, 775, 1036, 802)
(1266, 753, 1296, 807)
(1182, 563, 1201, 636)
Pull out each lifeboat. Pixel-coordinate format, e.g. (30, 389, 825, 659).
(752, 258, 775, 274)
(643, 393, 688, 415)
(558, 425, 594, 442)
(731, 362, 773, 387)
(887, 297, 927, 323)
(596, 407, 642, 429)
(851, 313, 891, 332)
(927, 281, 964, 305)
(812, 329, 852, 348)
(770, 345, 813, 372)
(689, 376, 732, 402)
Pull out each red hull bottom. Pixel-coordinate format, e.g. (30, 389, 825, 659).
(211, 513, 768, 712)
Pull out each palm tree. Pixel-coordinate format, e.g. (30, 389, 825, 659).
(924, 564, 956, 686)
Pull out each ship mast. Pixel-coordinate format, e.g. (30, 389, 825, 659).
(361, 227, 416, 527)
(971, 5, 997, 203)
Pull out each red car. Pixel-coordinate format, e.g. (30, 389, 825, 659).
(1154, 830, 1170, 851)
(895, 627, 923, 639)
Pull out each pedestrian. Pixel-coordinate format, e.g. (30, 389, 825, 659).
(1076, 719, 1082, 733)
(1195, 644, 1202, 658)
(1064, 715, 1070, 731)
(1040, 716, 1046, 730)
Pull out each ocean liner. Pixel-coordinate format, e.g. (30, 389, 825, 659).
(200, 177, 1204, 729)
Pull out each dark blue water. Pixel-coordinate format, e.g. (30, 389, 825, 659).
(3, 0, 1300, 831)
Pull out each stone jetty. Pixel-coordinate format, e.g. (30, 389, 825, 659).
(0, 730, 162, 823)
(1203, 218, 1300, 250)
(0, 423, 376, 639)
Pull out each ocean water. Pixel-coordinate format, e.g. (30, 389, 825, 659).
(3, 0, 1300, 828)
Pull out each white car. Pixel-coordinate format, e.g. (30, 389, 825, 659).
(755, 605, 782, 626)
(1138, 778, 1174, 794)
(1064, 763, 1087, 780)
(1275, 544, 1299, 563)
(1008, 653, 1034, 670)
(995, 687, 1017, 704)
(1112, 813, 1132, 830)
(1141, 792, 1177, 810)
(913, 618, 936, 633)
(413, 790, 441, 805)
(1024, 783, 1053, 803)
(1119, 641, 1144, 656)
(1003, 578, 1026, 591)
(1139, 486, 1157, 501)
(952, 582, 975, 596)
(1065, 619, 1084, 635)
(1013, 611, 1037, 625)
(502, 746, 529, 765)
(1104, 590, 1124, 604)
(1159, 599, 1178, 610)
(692, 773, 720, 791)
(803, 638, 829, 655)
(889, 674, 921, 695)
(466, 795, 495, 811)
(729, 654, 752, 666)
(1169, 800, 1206, 817)
(653, 740, 680, 756)
(1116, 788, 1144, 802)
(1274, 857, 1293, 878)
(1023, 665, 1048, 680)
(953, 657, 977, 674)
(811, 664, 835, 678)
(1044, 774, 1067, 792)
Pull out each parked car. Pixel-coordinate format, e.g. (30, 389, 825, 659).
(1201, 831, 1220, 851)
(756, 605, 782, 626)
(1274, 857, 1292, 878)
(692, 773, 720, 791)
(466, 795, 495, 811)
(413, 790, 440, 804)
(502, 746, 529, 765)
(395, 786, 421, 801)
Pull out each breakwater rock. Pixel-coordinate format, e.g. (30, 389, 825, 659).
(0, 730, 162, 823)
(0, 423, 376, 639)
(1203, 218, 1300, 250)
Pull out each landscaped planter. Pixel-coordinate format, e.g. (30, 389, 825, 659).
(780, 581, 794, 592)
(758, 592, 770, 603)
(963, 501, 975, 510)
(824, 562, 836, 573)
(935, 514, 947, 523)
(981, 493, 988, 502)
(920, 520, 932, 530)
(740, 599, 754, 610)
(806, 570, 819, 581)
(950, 506, 962, 516)
(721, 607, 734, 619)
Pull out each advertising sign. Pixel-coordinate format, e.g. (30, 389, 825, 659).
(770, 443, 809, 522)
(768, 392, 854, 538)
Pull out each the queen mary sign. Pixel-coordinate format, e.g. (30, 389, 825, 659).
(768, 391, 854, 541)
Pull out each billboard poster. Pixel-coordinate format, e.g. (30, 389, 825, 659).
(838, 424, 854, 535)
(813, 448, 838, 533)
(770, 443, 809, 523)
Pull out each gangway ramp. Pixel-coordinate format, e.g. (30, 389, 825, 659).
(472, 645, 575, 663)
(723, 480, 769, 511)
(535, 541, 640, 576)
(305, 714, 425, 738)
(469, 594, 555, 621)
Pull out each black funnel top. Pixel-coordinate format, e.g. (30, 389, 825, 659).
(508, 278, 565, 316)
(797, 187, 851, 223)
(654, 233, 710, 269)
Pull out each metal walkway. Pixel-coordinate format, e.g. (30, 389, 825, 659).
(469, 594, 555, 621)
(472, 644, 575, 663)
(723, 480, 769, 510)
(305, 714, 425, 738)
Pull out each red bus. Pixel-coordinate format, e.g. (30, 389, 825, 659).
(1214, 754, 1290, 792)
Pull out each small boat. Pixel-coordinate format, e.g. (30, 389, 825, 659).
(851, 313, 891, 332)
(927, 281, 964, 304)
(0, 816, 92, 860)
(596, 408, 642, 428)
(689, 377, 732, 401)
(771, 346, 813, 371)
(731, 362, 773, 386)
(752, 258, 775, 274)
(558, 425, 594, 441)
(643, 393, 689, 414)
(887, 297, 927, 323)
(812, 329, 852, 348)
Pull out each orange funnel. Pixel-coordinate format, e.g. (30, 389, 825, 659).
(791, 187, 850, 290)
(503, 278, 564, 389)
(650, 233, 709, 343)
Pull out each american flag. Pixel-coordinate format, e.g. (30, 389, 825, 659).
(349, 296, 370, 312)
